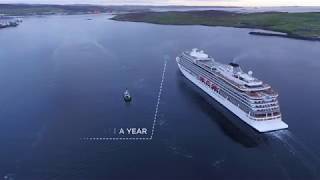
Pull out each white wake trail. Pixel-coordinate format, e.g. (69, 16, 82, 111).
(267, 130, 320, 177)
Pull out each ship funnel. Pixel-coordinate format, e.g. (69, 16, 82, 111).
(229, 62, 239, 67)
(229, 62, 241, 73)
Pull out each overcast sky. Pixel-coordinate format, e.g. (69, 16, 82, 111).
(1, 0, 320, 6)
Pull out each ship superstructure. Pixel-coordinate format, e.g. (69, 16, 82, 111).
(176, 48, 288, 132)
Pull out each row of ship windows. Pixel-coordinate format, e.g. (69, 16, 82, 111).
(252, 112, 281, 118)
(181, 55, 280, 118)
(255, 107, 279, 112)
(181, 57, 262, 105)
(184, 65, 254, 111)
(184, 63, 279, 116)
(186, 56, 278, 104)
(254, 104, 278, 108)
(181, 58, 278, 108)
(180, 58, 280, 114)
(180, 58, 259, 109)
(180, 60, 253, 113)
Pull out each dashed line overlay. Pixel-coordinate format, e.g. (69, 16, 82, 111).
(81, 137, 152, 141)
(81, 60, 167, 141)
(150, 60, 167, 139)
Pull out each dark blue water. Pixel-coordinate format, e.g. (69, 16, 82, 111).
(0, 14, 320, 180)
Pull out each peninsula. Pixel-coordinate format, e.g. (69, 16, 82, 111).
(111, 10, 320, 41)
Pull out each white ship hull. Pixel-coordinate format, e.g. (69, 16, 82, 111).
(177, 63, 288, 132)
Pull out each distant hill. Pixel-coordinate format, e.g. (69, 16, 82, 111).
(112, 10, 320, 40)
(0, 4, 150, 16)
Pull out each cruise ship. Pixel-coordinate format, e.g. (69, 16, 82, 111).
(176, 48, 288, 132)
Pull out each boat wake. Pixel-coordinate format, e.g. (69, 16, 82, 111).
(269, 130, 320, 161)
(267, 130, 320, 178)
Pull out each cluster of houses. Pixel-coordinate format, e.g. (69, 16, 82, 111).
(0, 16, 23, 28)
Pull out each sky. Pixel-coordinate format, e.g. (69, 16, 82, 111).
(1, 0, 320, 7)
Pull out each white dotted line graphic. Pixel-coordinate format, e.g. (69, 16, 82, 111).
(81, 137, 152, 141)
(81, 60, 167, 141)
(150, 60, 167, 139)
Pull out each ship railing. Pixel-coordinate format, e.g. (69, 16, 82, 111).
(247, 113, 281, 121)
(251, 106, 280, 112)
(214, 70, 270, 92)
(182, 54, 273, 99)
(262, 88, 278, 96)
(242, 90, 278, 100)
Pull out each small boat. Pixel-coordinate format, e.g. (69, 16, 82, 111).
(123, 89, 132, 102)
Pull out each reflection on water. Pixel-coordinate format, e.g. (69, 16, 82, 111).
(177, 72, 268, 148)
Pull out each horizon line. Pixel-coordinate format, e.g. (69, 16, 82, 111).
(1, 3, 320, 8)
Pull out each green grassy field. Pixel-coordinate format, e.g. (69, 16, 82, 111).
(112, 11, 320, 39)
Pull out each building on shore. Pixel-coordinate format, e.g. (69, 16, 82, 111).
(0, 16, 22, 28)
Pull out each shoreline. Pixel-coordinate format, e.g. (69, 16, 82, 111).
(0, 17, 22, 29)
(113, 17, 320, 42)
(249, 31, 320, 41)
(111, 10, 320, 42)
